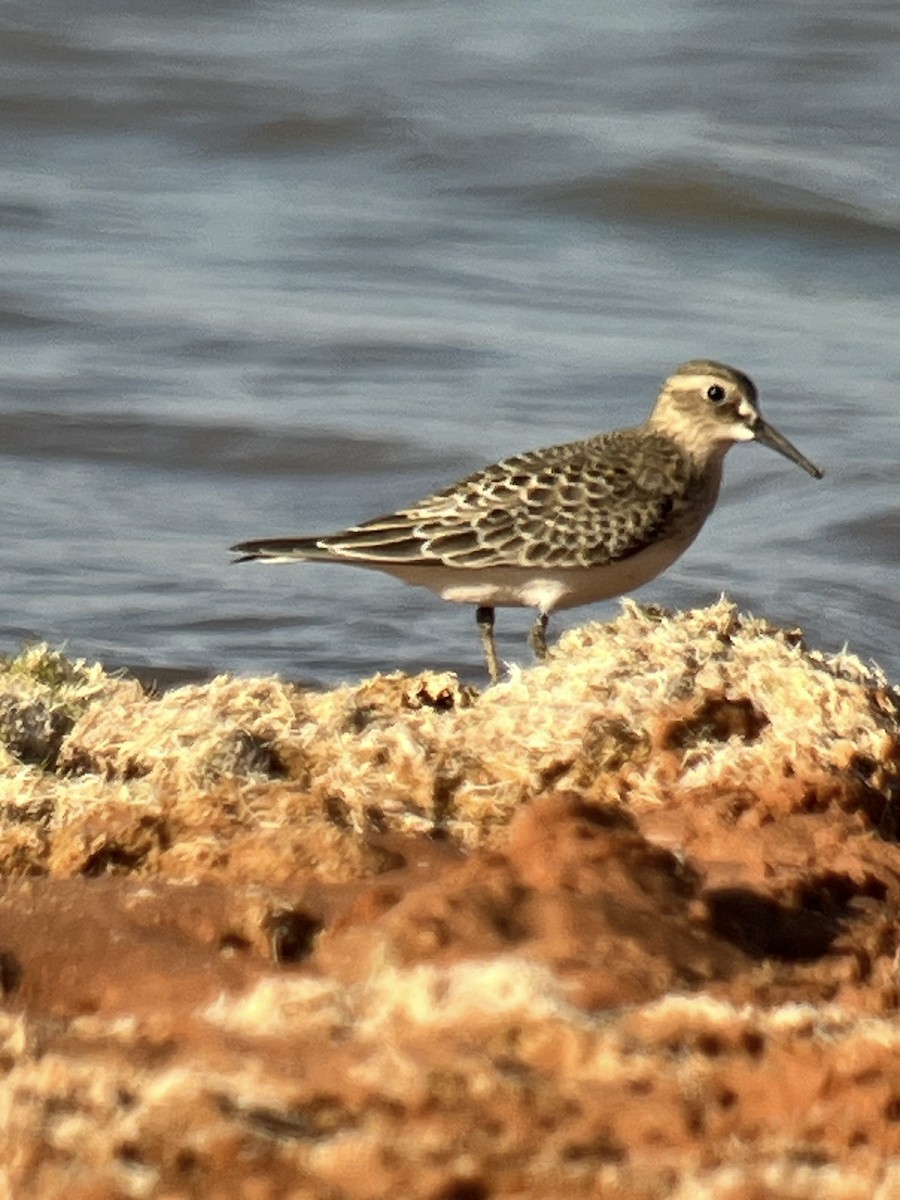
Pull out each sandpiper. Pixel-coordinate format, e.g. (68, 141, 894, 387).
(231, 360, 822, 682)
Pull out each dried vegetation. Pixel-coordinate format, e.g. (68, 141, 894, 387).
(0, 600, 898, 1197)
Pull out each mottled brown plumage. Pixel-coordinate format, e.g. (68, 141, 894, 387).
(309, 430, 703, 570)
(232, 360, 822, 681)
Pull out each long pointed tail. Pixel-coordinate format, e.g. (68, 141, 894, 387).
(230, 537, 325, 563)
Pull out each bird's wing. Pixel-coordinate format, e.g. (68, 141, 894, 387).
(316, 429, 698, 569)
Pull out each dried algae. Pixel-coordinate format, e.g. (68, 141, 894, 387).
(0, 598, 894, 880)
(0, 601, 897, 1198)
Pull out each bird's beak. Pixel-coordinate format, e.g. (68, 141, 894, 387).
(753, 418, 823, 479)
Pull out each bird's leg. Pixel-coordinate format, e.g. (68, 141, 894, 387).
(476, 605, 500, 683)
(528, 612, 549, 660)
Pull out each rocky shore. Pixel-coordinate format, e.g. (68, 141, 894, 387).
(0, 598, 899, 1199)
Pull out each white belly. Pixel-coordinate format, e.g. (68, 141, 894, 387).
(374, 525, 702, 613)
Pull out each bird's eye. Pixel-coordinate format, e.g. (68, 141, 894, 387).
(706, 384, 727, 403)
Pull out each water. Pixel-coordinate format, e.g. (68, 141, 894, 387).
(2, 0, 898, 687)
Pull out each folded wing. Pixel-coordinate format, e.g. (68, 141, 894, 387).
(231, 429, 699, 570)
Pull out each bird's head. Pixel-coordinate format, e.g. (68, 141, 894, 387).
(648, 359, 823, 478)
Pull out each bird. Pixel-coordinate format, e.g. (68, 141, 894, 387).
(231, 360, 823, 683)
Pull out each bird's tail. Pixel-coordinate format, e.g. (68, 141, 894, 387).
(229, 536, 327, 563)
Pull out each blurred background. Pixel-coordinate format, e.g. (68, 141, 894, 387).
(1, 0, 897, 686)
